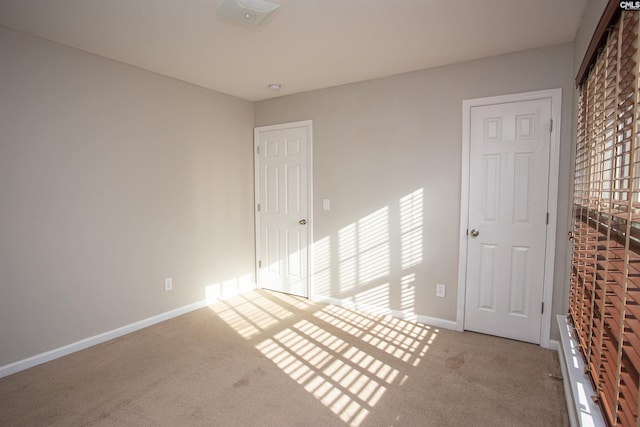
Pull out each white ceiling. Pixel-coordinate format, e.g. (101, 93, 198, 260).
(0, 0, 587, 102)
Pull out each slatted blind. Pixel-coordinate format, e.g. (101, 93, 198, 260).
(570, 9, 640, 426)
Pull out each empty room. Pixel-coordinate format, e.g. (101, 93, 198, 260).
(0, 0, 635, 425)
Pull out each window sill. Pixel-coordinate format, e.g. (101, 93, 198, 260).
(557, 315, 606, 427)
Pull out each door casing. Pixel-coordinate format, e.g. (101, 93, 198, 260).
(254, 120, 313, 297)
(457, 89, 562, 349)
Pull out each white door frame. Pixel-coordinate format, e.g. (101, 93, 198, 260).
(254, 120, 313, 297)
(456, 89, 561, 348)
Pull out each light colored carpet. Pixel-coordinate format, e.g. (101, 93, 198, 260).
(0, 290, 568, 426)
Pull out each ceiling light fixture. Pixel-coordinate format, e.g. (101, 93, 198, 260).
(216, 0, 280, 25)
(267, 83, 282, 91)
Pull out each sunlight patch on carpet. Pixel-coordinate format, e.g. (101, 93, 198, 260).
(209, 292, 295, 339)
(211, 291, 437, 426)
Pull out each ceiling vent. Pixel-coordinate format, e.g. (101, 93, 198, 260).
(216, 0, 280, 25)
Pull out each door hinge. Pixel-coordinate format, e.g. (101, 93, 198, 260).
(549, 119, 553, 133)
(258, 260, 262, 268)
(256, 145, 260, 154)
(257, 203, 261, 212)
(541, 302, 544, 314)
(546, 212, 549, 225)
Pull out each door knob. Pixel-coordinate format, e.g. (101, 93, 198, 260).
(299, 219, 307, 225)
(470, 229, 479, 237)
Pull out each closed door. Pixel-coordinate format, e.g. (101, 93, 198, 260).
(255, 121, 311, 297)
(464, 99, 551, 344)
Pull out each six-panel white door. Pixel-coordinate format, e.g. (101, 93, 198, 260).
(255, 122, 310, 297)
(464, 99, 551, 344)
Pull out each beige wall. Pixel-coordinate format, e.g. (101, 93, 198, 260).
(574, 0, 609, 75)
(0, 26, 255, 366)
(256, 43, 575, 339)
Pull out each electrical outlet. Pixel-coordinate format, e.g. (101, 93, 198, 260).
(436, 283, 446, 298)
(164, 277, 173, 292)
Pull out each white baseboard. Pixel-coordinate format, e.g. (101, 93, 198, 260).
(548, 339, 560, 351)
(0, 281, 259, 379)
(0, 299, 210, 379)
(311, 295, 458, 331)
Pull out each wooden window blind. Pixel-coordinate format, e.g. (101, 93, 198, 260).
(570, 7, 640, 426)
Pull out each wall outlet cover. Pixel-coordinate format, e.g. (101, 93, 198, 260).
(436, 283, 446, 298)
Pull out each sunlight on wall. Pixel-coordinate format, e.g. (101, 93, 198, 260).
(353, 282, 390, 310)
(315, 188, 424, 314)
(338, 223, 358, 292)
(312, 236, 332, 295)
(205, 274, 253, 303)
(210, 291, 437, 426)
(337, 206, 391, 295)
(356, 207, 390, 283)
(400, 189, 423, 269)
(400, 273, 416, 314)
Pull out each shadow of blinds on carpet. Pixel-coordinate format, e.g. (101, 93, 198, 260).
(209, 290, 437, 426)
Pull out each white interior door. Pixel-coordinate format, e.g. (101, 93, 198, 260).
(464, 98, 551, 344)
(255, 121, 311, 297)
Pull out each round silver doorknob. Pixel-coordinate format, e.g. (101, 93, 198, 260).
(470, 229, 479, 237)
(299, 219, 307, 225)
